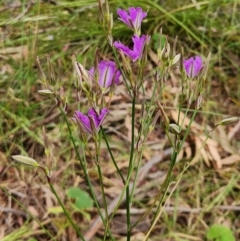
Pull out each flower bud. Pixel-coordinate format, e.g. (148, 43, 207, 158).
(172, 53, 181, 65)
(74, 61, 92, 91)
(169, 123, 181, 135)
(157, 101, 169, 129)
(219, 117, 239, 126)
(38, 89, 55, 97)
(12, 155, 39, 167)
(196, 95, 203, 109)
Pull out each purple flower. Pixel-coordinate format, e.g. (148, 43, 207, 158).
(114, 35, 150, 62)
(117, 7, 147, 31)
(89, 60, 121, 89)
(183, 56, 203, 78)
(74, 108, 109, 134)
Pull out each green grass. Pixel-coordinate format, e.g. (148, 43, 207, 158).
(0, 0, 239, 240)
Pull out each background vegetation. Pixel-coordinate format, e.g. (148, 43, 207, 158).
(0, 0, 239, 240)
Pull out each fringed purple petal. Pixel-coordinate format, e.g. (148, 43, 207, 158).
(97, 107, 109, 128)
(132, 35, 147, 60)
(114, 41, 137, 60)
(117, 8, 131, 28)
(88, 108, 109, 130)
(114, 35, 149, 62)
(74, 110, 92, 133)
(117, 7, 147, 30)
(129, 7, 147, 30)
(74, 108, 109, 134)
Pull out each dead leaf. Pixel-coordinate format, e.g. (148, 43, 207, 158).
(221, 154, 240, 165)
(228, 121, 240, 140)
(191, 136, 210, 166)
(207, 143, 222, 169)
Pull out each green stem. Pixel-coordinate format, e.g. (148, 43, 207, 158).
(178, 108, 198, 153)
(130, 149, 177, 230)
(126, 92, 136, 241)
(48, 181, 85, 241)
(96, 159, 109, 240)
(150, 150, 177, 221)
(129, 152, 142, 200)
(101, 127, 125, 184)
(143, 126, 217, 240)
(59, 107, 115, 240)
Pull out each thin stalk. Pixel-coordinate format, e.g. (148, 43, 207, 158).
(96, 159, 109, 241)
(147, 150, 177, 223)
(48, 182, 85, 241)
(1, 186, 57, 241)
(143, 128, 217, 240)
(178, 108, 198, 153)
(111, 46, 131, 95)
(126, 92, 136, 241)
(141, 81, 164, 143)
(130, 148, 176, 230)
(59, 107, 115, 240)
(179, 104, 190, 130)
(101, 127, 125, 184)
(130, 151, 142, 201)
(131, 108, 198, 229)
(132, 108, 199, 230)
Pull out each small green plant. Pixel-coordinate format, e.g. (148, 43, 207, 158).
(206, 224, 235, 241)
(67, 187, 94, 210)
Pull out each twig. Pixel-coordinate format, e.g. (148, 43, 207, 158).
(115, 205, 240, 214)
(0, 206, 28, 218)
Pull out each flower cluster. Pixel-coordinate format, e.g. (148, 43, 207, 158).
(73, 7, 206, 135)
(74, 7, 149, 135)
(114, 7, 150, 62)
(74, 60, 121, 134)
(75, 60, 121, 91)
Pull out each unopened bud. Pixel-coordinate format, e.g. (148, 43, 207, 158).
(108, 35, 113, 46)
(219, 117, 239, 126)
(38, 89, 55, 97)
(196, 95, 203, 109)
(172, 53, 181, 65)
(141, 36, 151, 66)
(157, 101, 169, 129)
(12, 155, 39, 167)
(162, 42, 170, 59)
(74, 61, 92, 91)
(119, 50, 132, 78)
(97, 0, 104, 19)
(169, 123, 181, 135)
